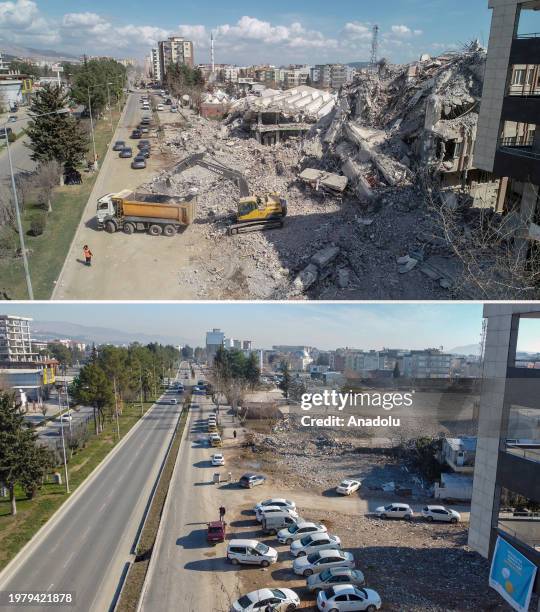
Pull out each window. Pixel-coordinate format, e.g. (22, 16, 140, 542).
(513, 69, 526, 86)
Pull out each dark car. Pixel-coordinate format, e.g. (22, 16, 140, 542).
(138, 147, 151, 159)
(140, 117, 151, 125)
(131, 155, 146, 169)
(112, 140, 125, 151)
(119, 147, 133, 158)
(0, 127, 13, 139)
(130, 129, 142, 139)
(239, 473, 266, 488)
(207, 520, 226, 544)
(137, 139, 151, 150)
(165, 98, 172, 105)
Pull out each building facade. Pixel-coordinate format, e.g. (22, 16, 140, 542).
(158, 36, 194, 79)
(0, 315, 37, 364)
(468, 304, 539, 605)
(474, 0, 540, 262)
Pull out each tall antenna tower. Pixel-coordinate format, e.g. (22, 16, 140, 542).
(370, 25, 379, 69)
(210, 31, 215, 74)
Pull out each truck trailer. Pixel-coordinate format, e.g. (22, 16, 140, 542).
(96, 190, 196, 236)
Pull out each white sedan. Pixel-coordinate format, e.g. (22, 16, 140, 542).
(231, 587, 300, 611)
(316, 585, 382, 611)
(336, 479, 361, 495)
(375, 503, 413, 520)
(254, 498, 296, 514)
(422, 505, 461, 523)
(290, 532, 341, 557)
(293, 549, 355, 576)
(277, 521, 327, 545)
(211, 453, 225, 466)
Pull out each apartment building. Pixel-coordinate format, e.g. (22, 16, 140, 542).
(402, 349, 453, 378)
(474, 0, 540, 263)
(158, 36, 194, 79)
(312, 64, 356, 89)
(151, 47, 162, 82)
(0, 315, 37, 364)
(468, 304, 539, 608)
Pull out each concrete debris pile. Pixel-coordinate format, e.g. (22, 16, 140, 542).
(324, 45, 488, 202)
(201, 89, 233, 104)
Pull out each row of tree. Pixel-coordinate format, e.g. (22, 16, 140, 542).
(208, 346, 260, 411)
(70, 343, 180, 434)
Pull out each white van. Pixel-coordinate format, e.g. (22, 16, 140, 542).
(226, 539, 278, 567)
(262, 512, 300, 535)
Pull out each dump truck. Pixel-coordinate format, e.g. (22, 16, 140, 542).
(96, 190, 196, 236)
(170, 153, 287, 234)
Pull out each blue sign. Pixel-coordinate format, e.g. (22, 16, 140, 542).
(489, 536, 537, 612)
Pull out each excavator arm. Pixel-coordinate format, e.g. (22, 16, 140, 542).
(168, 153, 250, 197)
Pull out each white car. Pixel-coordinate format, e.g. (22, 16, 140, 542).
(211, 453, 225, 466)
(157, 104, 164, 111)
(422, 505, 461, 523)
(256, 505, 298, 523)
(231, 587, 300, 612)
(375, 503, 413, 520)
(59, 413, 73, 422)
(316, 585, 382, 611)
(290, 532, 342, 557)
(336, 479, 361, 495)
(293, 549, 355, 576)
(255, 498, 296, 515)
(278, 521, 327, 545)
(227, 539, 277, 567)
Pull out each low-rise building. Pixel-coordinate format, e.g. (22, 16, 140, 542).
(439, 436, 477, 473)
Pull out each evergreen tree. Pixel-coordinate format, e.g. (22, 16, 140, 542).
(26, 84, 88, 170)
(278, 361, 291, 398)
(0, 392, 51, 515)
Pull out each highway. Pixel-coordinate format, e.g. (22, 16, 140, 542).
(140, 367, 254, 611)
(0, 363, 190, 612)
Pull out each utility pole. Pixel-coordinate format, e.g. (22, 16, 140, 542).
(87, 87, 98, 167)
(211, 31, 215, 75)
(105, 82, 114, 134)
(139, 365, 144, 416)
(58, 389, 70, 494)
(113, 378, 120, 441)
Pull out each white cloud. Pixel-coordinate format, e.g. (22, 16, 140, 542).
(390, 24, 423, 37)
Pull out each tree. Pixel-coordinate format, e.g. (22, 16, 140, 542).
(70, 57, 127, 116)
(278, 361, 291, 398)
(26, 84, 88, 171)
(0, 392, 51, 515)
(181, 345, 194, 359)
(48, 342, 72, 365)
(289, 377, 307, 402)
(244, 353, 260, 388)
(70, 363, 114, 434)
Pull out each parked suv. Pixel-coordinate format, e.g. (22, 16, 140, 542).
(239, 473, 265, 488)
(226, 539, 277, 567)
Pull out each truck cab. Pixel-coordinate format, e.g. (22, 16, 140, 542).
(96, 194, 115, 228)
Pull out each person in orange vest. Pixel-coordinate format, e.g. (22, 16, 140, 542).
(83, 245, 93, 266)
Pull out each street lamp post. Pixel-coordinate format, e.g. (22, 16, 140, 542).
(57, 385, 70, 494)
(105, 82, 114, 134)
(87, 88, 98, 168)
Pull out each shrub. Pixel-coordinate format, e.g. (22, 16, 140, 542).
(7, 132, 16, 143)
(29, 213, 47, 237)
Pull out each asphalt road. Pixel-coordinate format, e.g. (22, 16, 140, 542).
(52, 91, 171, 300)
(140, 370, 252, 612)
(0, 365, 189, 612)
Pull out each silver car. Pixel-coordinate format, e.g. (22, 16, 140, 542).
(306, 567, 366, 593)
(293, 549, 355, 576)
(290, 532, 342, 557)
(131, 155, 146, 169)
(277, 521, 327, 545)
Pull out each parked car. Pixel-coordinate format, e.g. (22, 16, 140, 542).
(336, 479, 362, 496)
(227, 539, 277, 567)
(170, 106, 178, 113)
(207, 520, 226, 544)
(262, 512, 299, 535)
(422, 505, 461, 523)
(291, 532, 342, 557)
(8, 115, 17, 123)
(209, 434, 222, 447)
(211, 453, 225, 466)
(58, 413, 73, 422)
(112, 140, 126, 151)
(239, 473, 266, 488)
(257, 506, 298, 524)
(131, 155, 146, 169)
(255, 498, 296, 514)
(138, 147, 151, 159)
(166, 398, 177, 405)
(139, 125, 149, 134)
(293, 549, 355, 577)
(278, 521, 327, 545)
(306, 567, 366, 593)
(140, 117, 151, 125)
(231, 588, 300, 612)
(0, 127, 13, 138)
(119, 147, 133, 158)
(138, 139, 151, 150)
(157, 104, 164, 111)
(375, 503, 413, 520)
(316, 585, 382, 612)
(130, 129, 142, 139)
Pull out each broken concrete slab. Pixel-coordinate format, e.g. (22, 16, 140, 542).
(311, 246, 340, 270)
(298, 168, 348, 194)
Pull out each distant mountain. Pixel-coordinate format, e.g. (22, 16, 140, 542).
(32, 320, 187, 347)
(448, 344, 481, 356)
(0, 43, 79, 62)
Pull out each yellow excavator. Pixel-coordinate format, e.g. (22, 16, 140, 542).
(170, 153, 287, 235)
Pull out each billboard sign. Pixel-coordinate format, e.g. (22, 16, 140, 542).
(489, 536, 537, 612)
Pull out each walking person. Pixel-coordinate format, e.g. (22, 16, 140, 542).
(83, 245, 93, 266)
(219, 506, 226, 521)
(233, 429, 237, 439)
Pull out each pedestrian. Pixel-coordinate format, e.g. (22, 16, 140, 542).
(83, 245, 93, 266)
(233, 429, 237, 439)
(219, 506, 226, 520)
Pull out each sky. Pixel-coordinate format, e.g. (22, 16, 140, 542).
(0, 303, 492, 351)
(0, 0, 493, 65)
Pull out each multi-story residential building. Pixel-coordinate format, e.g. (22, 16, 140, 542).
(402, 349, 452, 378)
(151, 48, 162, 82)
(474, 0, 540, 263)
(158, 36, 194, 79)
(312, 64, 356, 89)
(0, 315, 37, 364)
(468, 304, 539, 607)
